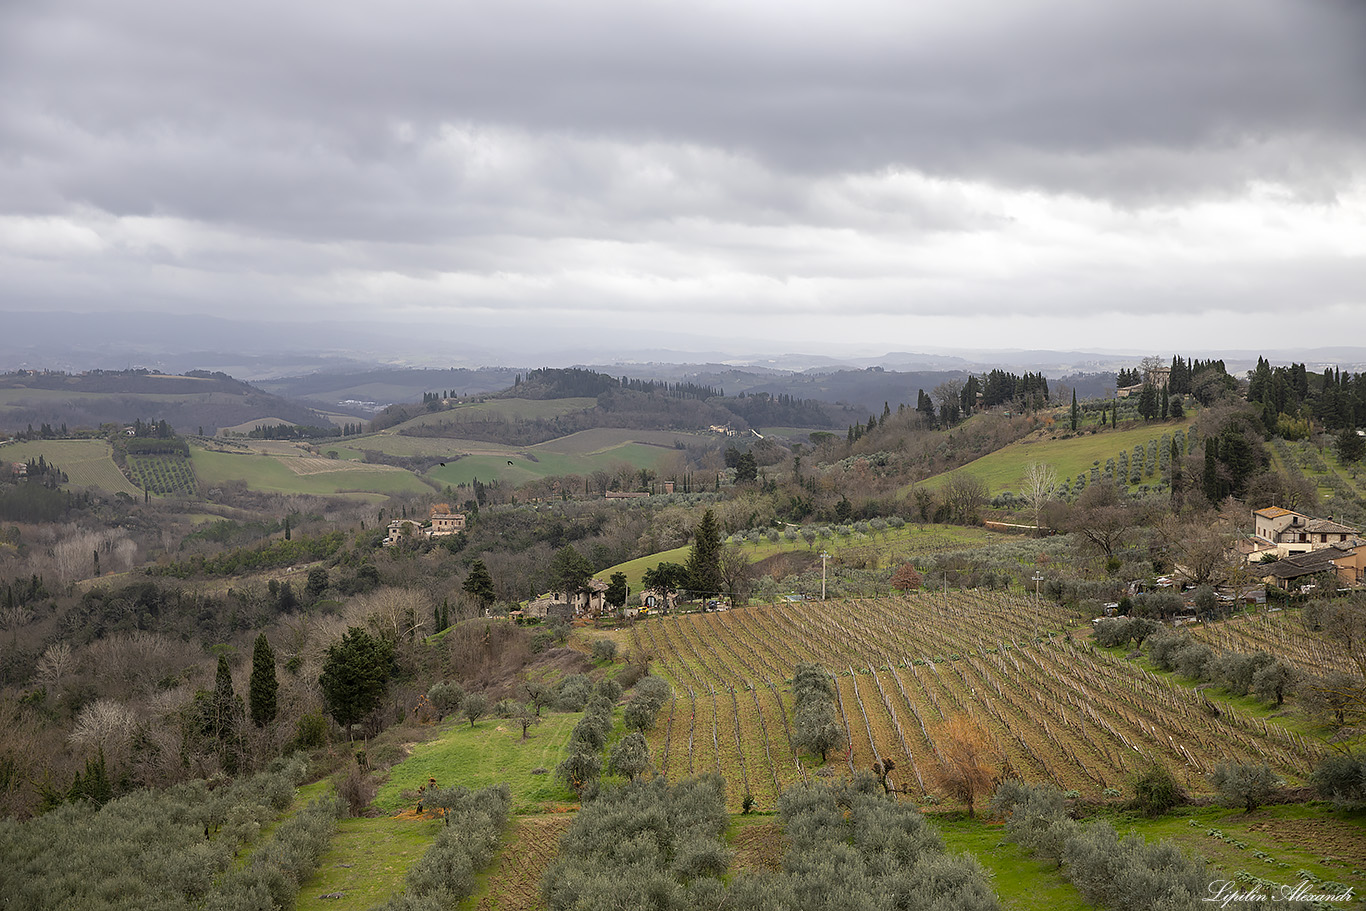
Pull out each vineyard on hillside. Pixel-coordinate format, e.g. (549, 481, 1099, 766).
(1192, 608, 1358, 677)
(632, 594, 1325, 812)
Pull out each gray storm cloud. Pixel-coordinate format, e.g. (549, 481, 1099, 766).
(1, 0, 1363, 355)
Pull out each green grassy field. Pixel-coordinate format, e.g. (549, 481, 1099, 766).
(396, 398, 599, 429)
(372, 713, 581, 815)
(0, 439, 141, 495)
(295, 814, 444, 911)
(191, 447, 431, 499)
(424, 430, 691, 488)
(934, 814, 1092, 911)
(909, 418, 1194, 497)
(597, 523, 1003, 591)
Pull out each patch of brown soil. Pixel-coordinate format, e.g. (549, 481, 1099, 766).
(1252, 818, 1366, 866)
(477, 814, 574, 911)
(752, 550, 820, 581)
(731, 822, 785, 874)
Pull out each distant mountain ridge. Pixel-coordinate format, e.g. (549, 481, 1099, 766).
(0, 369, 330, 434)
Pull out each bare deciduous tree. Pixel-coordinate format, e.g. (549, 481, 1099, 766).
(942, 472, 988, 525)
(35, 641, 73, 693)
(1019, 462, 1059, 532)
(933, 715, 999, 817)
(70, 698, 140, 755)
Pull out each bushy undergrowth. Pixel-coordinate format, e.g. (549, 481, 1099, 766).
(992, 780, 1205, 910)
(0, 758, 305, 911)
(379, 784, 510, 911)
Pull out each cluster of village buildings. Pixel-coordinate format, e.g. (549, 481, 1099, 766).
(1247, 506, 1365, 590)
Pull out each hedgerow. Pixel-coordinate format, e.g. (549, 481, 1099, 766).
(992, 780, 1205, 910)
(379, 784, 510, 910)
(204, 791, 344, 910)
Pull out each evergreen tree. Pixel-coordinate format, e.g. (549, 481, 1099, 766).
(319, 627, 394, 738)
(605, 572, 629, 611)
(212, 655, 240, 742)
(463, 559, 496, 609)
(211, 654, 245, 772)
(1137, 383, 1158, 421)
(733, 451, 758, 483)
(1070, 390, 1079, 431)
(549, 546, 594, 599)
(685, 509, 724, 599)
(249, 633, 278, 727)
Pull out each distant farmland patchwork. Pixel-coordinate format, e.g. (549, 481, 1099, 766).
(0, 439, 141, 496)
(192, 448, 430, 500)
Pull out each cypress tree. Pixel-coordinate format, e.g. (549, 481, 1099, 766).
(685, 509, 724, 598)
(249, 633, 278, 727)
(213, 654, 244, 772)
(1070, 390, 1078, 431)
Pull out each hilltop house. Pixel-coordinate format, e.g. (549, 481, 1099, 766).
(1252, 506, 1358, 558)
(382, 505, 466, 546)
(428, 505, 466, 537)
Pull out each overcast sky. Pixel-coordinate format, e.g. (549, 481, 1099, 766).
(3, 0, 1364, 359)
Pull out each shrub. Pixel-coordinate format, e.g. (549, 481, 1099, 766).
(1172, 642, 1214, 680)
(1145, 631, 1188, 671)
(1311, 754, 1366, 809)
(590, 639, 618, 663)
(1062, 819, 1204, 909)
(1212, 652, 1274, 697)
(339, 765, 378, 816)
(556, 674, 594, 711)
(596, 678, 622, 703)
(1130, 762, 1186, 816)
(1210, 762, 1281, 813)
(890, 563, 923, 592)
(427, 681, 464, 720)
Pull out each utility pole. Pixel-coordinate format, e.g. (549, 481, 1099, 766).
(820, 551, 829, 601)
(1033, 572, 1044, 603)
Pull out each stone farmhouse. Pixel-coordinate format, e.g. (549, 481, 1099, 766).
(1251, 506, 1357, 558)
(382, 504, 467, 546)
(524, 578, 611, 619)
(1250, 506, 1365, 590)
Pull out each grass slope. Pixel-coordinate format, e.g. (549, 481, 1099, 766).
(295, 815, 444, 911)
(909, 418, 1194, 497)
(372, 713, 581, 815)
(598, 523, 1002, 591)
(192, 446, 430, 499)
(934, 814, 1092, 911)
